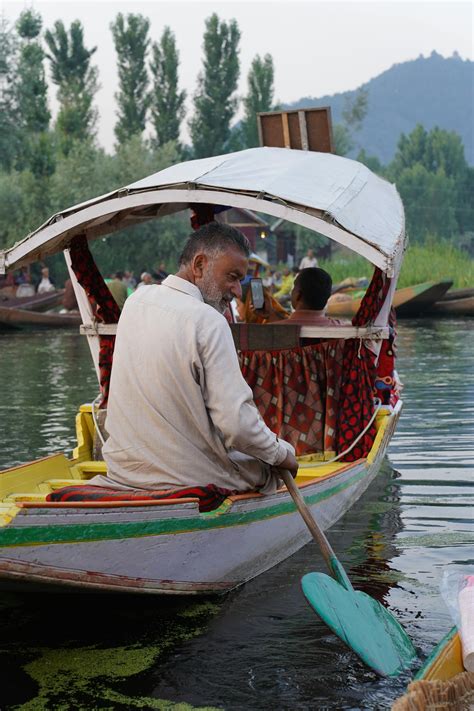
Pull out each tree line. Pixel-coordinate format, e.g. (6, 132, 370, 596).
(0, 9, 472, 283)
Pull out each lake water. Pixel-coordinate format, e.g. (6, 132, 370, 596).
(0, 319, 473, 710)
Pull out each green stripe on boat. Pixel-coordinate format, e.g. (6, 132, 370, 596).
(0, 468, 366, 547)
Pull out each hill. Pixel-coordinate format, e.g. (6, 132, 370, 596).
(284, 51, 473, 165)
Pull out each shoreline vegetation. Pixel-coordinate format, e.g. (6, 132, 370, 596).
(1, 9, 472, 289)
(320, 241, 473, 289)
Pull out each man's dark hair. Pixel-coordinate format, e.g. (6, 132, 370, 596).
(179, 221, 250, 266)
(295, 267, 332, 310)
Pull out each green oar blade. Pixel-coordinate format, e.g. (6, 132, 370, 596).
(302, 572, 416, 677)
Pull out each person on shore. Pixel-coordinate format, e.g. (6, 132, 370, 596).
(136, 272, 153, 288)
(299, 248, 319, 270)
(107, 271, 128, 310)
(123, 271, 136, 290)
(91, 222, 298, 495)
(152, 262, 169, 283)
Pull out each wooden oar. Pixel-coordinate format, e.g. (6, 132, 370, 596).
(280, 470, 416, 677)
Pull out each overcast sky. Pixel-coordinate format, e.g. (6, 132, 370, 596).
(4, 0, 473, 151)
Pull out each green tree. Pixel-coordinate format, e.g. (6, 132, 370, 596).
(241, 53, 275, 148)
(15, 10, 54, 178)
(149, 27, 186, 149)
(111, 13, 150, 145)
(389, 124, 473, 240)
(45, 20, 98, 153)
(333, 87, 368, 156)
(356, 148, 384, 175)
(396, 163, 458, 241)
(390, 124, 467, 181)
(0, 17, 20, 171)
(189, 13, 241, 158)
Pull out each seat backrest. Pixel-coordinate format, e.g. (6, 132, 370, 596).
(230, 322, 300, 351)
(239, 339, 345, 456)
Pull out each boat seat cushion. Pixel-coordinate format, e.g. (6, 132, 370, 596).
(46, 483, 234, 512)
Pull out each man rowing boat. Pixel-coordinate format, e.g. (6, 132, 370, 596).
(91, 222, 298, 495)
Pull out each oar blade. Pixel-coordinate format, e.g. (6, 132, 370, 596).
(302, 572, 416, 677)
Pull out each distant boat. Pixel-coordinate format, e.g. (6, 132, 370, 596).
(0, 305, 81, 330)
(327, 281, 453, 318)
(428, 287, 474, 317)
(0, 289, 64, 312)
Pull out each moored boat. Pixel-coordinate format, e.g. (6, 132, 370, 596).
(327, 280, 453, 318)
(0, 141, 407, 595)
(0, 304, 81, 330)
(429, 295, 474, 317)
(0, 288, 64, 312)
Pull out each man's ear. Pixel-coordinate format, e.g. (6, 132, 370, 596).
(191, 253, 208, 279)
(292, 286, 302, 306)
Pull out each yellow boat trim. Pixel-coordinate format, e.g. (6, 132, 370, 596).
(0, 404, 394, 507)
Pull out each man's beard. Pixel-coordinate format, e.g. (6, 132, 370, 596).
(197, 272, 230, 314)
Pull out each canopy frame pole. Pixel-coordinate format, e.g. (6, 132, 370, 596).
(64, 248, 100, 380)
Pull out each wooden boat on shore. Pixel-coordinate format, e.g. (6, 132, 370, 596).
(392, 627, 474, 710)
(0, 142, 407, 595)
(430, 296, 474, 316)
(327, 280, 453, 318)
(428, 288, 474, 317)
(0, 305, 81, 330)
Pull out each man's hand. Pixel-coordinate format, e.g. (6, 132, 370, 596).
(273, 450, 299, 478)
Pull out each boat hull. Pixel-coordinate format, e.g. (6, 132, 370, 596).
(429, 296, 474, 316)
(0, 404, 400, 595)
(327, 281, 453, 318)
(0, 305, 81, 330)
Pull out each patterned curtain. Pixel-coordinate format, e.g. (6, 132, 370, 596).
(336, 267, 392, 460)
(240, 341, 345, 456)
(69, 235, 121, 408)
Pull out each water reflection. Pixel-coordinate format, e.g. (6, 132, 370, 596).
(0, 319, 473, 709)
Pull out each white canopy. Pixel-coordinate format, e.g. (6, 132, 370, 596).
(0, 147, 405, 276)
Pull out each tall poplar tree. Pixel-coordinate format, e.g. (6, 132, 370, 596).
(241, 53, 275, 148)
(149, 27, 186, 148)
(45, 20, 98, 153)
(111, 13, 150, 145)
(16, 9, 50, 134)
(0, 17, 20, 170)
(15, 9, 54, 177)
(189, 14, 240, 158)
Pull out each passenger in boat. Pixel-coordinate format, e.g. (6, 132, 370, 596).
(91, 221, 298, 495)
(273, 266, 295, 305)
(61, 278, 78, 311)
(254, 267, 345, 330)
(36, 266, 56, 294)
